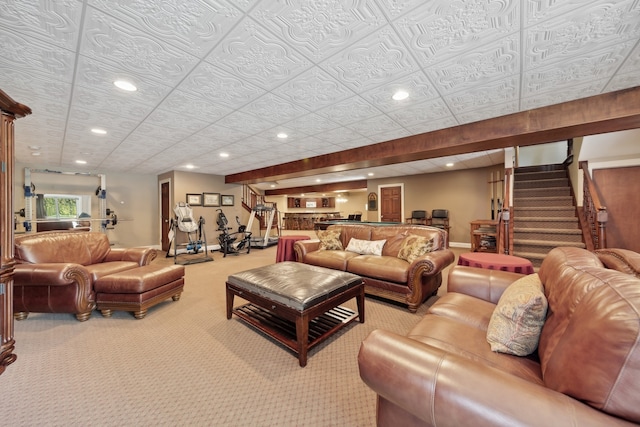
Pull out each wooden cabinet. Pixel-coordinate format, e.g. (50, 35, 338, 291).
(470, 219, 498, 253)
(287, 197, 335, 209)
(0, 90, 31, 375)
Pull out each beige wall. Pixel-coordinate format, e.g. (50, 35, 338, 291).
(367, 166, 501, 244)
(162, 171, 245, 246)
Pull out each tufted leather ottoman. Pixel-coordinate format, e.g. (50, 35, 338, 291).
(226, 261, 364, 366)
(95, 264, 185, 319)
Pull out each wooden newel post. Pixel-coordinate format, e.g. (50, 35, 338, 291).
(596, 208, 608, 250)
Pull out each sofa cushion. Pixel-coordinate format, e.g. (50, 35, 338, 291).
(538, 249, 640, 422)
(303, 250, 359, 271)
(486, 274, 548, 356)
(317, 229, 343, 251)
(15, 231, 111, 265)
(428, 292, 496, 331)
(347, 255, 408, 283)
(380, 233, 407, 257)
(85, 261, 141, 283)
(397, 234, 434, 263)
(408, 314, 544, 385)
(345, 238, 386, 256)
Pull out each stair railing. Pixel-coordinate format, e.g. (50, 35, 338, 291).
(499, 168, 513, 255)
(579, 161, 607, 249)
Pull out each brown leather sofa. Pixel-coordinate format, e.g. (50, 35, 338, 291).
(358, 247, 640, 426)
(14, 231, 156, 321)
(294, 224, 455, 312)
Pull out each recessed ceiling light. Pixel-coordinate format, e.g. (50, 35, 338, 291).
(91, 128, 107, 135)
(29, 145, 41, 150)
(185, 164, 196, 169)
(316, 179, 321, 183)
(277, 132, 288, 139)
(368, 173, 374, 176)
(446, 162, 454, 167)
(76, 160, 87, 164)
(220, 153, 229, 158)
(392, 90, 409, 101)
(31, 152, 41, 156)
(270, 184, 276, 188)
(114, 80, 137, 92)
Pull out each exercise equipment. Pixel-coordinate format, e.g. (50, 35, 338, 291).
(167, 202, 213, 265)
(246, 204, 280, 249)
(216, 209, 251, 257)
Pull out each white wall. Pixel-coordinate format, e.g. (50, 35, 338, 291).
(518, 141, 567, 166)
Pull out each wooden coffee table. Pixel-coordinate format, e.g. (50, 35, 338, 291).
(226, 262, 365, 367)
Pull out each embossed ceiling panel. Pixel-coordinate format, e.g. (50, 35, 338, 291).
(0, 0, 638, 190)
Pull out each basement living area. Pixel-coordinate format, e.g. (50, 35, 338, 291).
(2, 1, 640, 423)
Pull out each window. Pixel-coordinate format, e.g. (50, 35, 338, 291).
(43, 195, 81, 219)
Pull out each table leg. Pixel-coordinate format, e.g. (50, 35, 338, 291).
(296, 314, 309, 367)
(356, 287, 365, 323)
(226, 286, 234, 320)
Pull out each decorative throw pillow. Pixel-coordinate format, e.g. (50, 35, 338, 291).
(397, 234, 434, 263)
(317, 229, 343, 251)
(486, 273, 548, 356)
(345, 238, 386, 256)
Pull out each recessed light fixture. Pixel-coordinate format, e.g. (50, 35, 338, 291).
(270, 184, 276, 188)
(114, 80, 137, 92)
(29, 145, 41, 150)
(368, 172, 374, 176)
(76, 160, 87, 164)
(220, 153, 229, 158)
(316, 179, 321, 183)
(277, 132, 288, 139)
(392, 90, 409, 101)
(185, 164, 196, 169)
(91, 128, 107, 135)
(446, 162, 454, 167)
(31, 152, 41, 156)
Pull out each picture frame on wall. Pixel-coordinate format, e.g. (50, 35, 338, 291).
(221, 195, 234, 206)
(203, 192, 220, 207)
(186, 193, 202, 206)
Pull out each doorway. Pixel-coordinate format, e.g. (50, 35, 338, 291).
(378, 184, 404, 223)
(160, 179, 171, 252)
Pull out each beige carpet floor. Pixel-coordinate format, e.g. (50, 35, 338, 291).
(2, 236, 464, 426)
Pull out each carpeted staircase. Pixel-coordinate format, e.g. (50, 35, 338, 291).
(512, 164, 585, 269)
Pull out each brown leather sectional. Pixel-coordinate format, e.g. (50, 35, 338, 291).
(358, 247, 640, 426)
(13, 231, 157, 321)
(293, 224, 455, 312)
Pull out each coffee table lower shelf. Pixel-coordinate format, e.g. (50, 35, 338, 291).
(232, 303, 358, 361)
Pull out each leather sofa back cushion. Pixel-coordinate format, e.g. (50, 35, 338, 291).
(327, 225, 371, 249)
(15, 231, 111, 266)
(538, 247, 640, 422)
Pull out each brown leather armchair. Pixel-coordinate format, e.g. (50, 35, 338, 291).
(13, 231, 156, 321)
(358, 247, 640, 426)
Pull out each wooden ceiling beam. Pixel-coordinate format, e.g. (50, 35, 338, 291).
(264, 179, 367, 196)
(225, 86, 640, 185)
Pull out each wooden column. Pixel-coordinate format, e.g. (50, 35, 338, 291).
(0, 89, 31, 375)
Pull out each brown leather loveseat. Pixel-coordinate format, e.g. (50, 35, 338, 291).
(14, 231, 156, 321)
(358, 247, 640, 426)
(294, 224, 455, 312)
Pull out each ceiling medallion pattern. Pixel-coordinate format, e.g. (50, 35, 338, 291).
(1, 0, 639, 183)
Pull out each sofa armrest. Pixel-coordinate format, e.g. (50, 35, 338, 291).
(106, 247, 157, 266)
(447, 265, 525, 304)
(14, 263, 91, 287)
(294, 240, 320, 262)
(409, 249, 455, 277)
(358, 329, 634, 427)
(595, 248, 640, 278)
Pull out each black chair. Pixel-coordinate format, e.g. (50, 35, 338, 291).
(406, 210, 427, 225)
(428, 209, 450, 231)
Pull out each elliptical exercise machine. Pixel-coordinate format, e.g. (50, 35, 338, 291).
(216, 209, 251, 257)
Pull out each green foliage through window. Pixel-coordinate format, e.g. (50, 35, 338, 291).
(44, 196, 79, 219)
